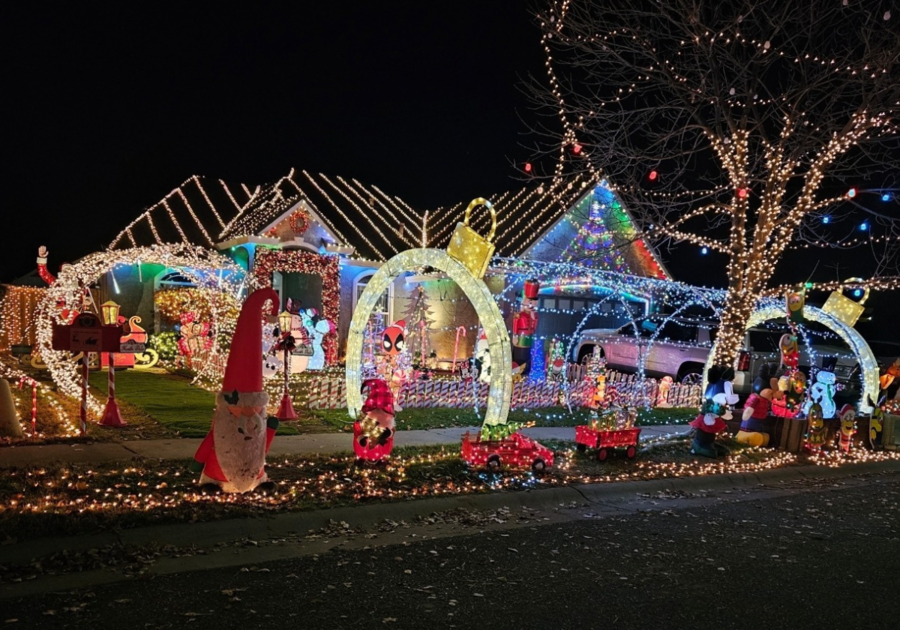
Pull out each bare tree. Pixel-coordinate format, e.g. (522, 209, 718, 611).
(528, 0, 900, 365)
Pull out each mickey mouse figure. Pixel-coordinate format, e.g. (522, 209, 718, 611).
(689, 393, 732, 458)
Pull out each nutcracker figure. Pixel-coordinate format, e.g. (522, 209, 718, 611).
(511, 279, 539, 376)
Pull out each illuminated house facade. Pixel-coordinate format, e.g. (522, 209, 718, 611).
(101, 169, 669, 367)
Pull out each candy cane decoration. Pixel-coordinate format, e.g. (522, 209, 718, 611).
(452, 326, 467, 373)
(80, 357, 88, 435)
(17, 376, 38, 437)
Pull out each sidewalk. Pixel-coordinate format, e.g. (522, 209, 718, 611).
(0, 424, 689, 468)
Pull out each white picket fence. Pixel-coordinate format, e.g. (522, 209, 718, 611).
(302, 366, 701, 410)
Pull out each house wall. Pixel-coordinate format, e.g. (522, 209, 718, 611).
(337, 262, 403, 362)
(389, 274, 506, 366)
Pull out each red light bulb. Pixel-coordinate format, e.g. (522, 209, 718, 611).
(572, 143, 583, 155)
(737, 188, 748, 199)
(524, 162, 533, 173)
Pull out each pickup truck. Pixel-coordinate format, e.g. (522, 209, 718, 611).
(572, 317, 861, 401)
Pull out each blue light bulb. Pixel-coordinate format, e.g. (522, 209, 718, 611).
(882, 193, 892, 202)
(701, 247, 709, 255)
(859, 222, 868, 231)
(822, 216, 830, 224)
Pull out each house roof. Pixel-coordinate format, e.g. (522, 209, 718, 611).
(220, 169, 601, 263)
(108, 169, 668, 278)
(219, 169, 425, 261)
(108, 175, 256, 250)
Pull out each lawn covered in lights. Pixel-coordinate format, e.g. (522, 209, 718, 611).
(87, 370, 699, 438)
(5, 438, 895, 543)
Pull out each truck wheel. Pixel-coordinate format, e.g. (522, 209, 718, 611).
(677, 363, 704, 386)
(597, 448, 609, 462)
(576, 443, 587, 453)
(626, 445, 637, 460)
(531, 458, 546, 474)
(577, 345, 602, 365)
(486, 454, 501, 472)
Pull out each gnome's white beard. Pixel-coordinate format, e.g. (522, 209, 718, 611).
(210, 391, 269, 493)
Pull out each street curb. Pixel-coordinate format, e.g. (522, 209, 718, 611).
(2, 458, 898, 571)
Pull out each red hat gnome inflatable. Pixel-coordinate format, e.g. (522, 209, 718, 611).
(191, 288, 280, 493)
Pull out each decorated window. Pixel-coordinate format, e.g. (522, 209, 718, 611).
(353, 271, 391, 321)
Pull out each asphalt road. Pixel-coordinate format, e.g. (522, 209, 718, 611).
(3, 472, 899, 630)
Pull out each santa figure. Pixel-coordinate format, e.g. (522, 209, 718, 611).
(191, 288, 280, 493)
(511, 279, 539, 376)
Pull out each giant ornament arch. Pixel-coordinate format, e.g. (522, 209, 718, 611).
(703, 304, 880, 414)
(35, 244, 248, 414)
(346, 248, 513, 429)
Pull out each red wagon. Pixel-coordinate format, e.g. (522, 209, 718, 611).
(575, 425, 641, 462)
(461, 431, 554, 473)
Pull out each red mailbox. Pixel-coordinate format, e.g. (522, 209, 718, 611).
(51, 312, 122, 354)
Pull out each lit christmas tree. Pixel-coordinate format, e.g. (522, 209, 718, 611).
(561, 191, 629, 272)
(401, 285, 436, 369)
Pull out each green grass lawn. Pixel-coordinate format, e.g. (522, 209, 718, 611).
(313, 404, 697, 432)
(87, 370, 311, 438)
(88, 371, 698, 438)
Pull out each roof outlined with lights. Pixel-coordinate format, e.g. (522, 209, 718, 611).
(108, 175, 256, 251)
(108, 169, 669, 278)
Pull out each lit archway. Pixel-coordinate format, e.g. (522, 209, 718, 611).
(346, 249, 512, 430)
(703, 305, 879, 413)
(35, 244, 248, 414)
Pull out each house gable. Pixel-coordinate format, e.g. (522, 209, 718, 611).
(523, 182, 669, 279)
(219, 169, 423, 262)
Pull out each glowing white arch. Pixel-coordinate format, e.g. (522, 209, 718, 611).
(703, 305, 879, 413)
(346, 248, 512, 428)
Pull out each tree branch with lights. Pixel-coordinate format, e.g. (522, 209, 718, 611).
(529, 0, 900, 365)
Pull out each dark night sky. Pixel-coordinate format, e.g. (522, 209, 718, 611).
(2, 3, 895, 345)
(3, 2, 543, 279)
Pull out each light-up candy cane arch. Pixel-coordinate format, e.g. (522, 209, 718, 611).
(703, 303, 880, 414)
(34, 244, 249, 415)
(346, 248, 513, 430)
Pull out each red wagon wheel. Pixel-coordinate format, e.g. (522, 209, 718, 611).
(626, 445, 637, 460)
(597, 447, 609, 462)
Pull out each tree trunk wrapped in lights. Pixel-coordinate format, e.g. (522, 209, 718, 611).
(529, 0, 900, 367)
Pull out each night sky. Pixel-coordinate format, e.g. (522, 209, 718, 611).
(3, 3, 895, 345)
(4, 2, 542, 279)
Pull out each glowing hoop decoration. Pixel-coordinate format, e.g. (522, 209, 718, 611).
(703, 305, 880, 414)
(346, 248, 512, 429)
(35, 244, 249, 414)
